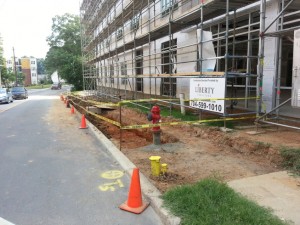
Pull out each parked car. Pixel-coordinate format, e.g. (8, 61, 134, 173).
(0, 88, 14, 104)
(51, 83, 62, 90)
(11, 86, 28, 100)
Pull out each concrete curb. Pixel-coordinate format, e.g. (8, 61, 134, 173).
(82, 114, 181, 225)
(0, 217, 15, 225)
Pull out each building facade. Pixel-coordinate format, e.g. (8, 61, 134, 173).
(29, 57, 38, 85)
(6, 56, 43, 86)
(21, 57, 31, 86)
(6, 57, 22, 85)
(80, 0, 300, 118)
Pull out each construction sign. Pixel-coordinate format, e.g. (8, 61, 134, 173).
(190, 78, 225, 113)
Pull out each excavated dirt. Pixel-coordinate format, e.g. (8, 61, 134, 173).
(69, 97, 300, 193)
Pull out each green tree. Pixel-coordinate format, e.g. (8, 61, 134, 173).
(1, 68, 16, 87)
(1, 35, 18, 87)
(0, 34, 3, 57)
(45, 13, 82, 90)
(16, 71, 25, 85)
(37, 58, 45, 75)
(0, 35, 8, 86)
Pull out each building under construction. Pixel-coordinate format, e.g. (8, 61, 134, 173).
(80, 0, 300, 128)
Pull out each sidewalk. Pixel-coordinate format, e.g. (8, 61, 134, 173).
(228, 171, 300, 225)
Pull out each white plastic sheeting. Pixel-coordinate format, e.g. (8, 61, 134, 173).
(196, 29, 216, 72)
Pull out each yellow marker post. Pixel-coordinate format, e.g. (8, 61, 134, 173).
(149, 156, 161, 176)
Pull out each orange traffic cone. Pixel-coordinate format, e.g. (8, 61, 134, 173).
(119, 168, 149, 214)
(79, 114, 87, 129)
(70, 106, 75, 114)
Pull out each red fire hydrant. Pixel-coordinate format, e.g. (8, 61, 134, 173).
(147, 105, 161, 145)
(150, 105, 161, 131)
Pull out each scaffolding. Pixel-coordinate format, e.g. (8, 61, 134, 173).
(80, 0, 300, 126)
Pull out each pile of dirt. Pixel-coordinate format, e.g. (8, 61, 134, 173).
(77, 102, 300, 193)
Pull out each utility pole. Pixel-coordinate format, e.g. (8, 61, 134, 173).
(13, 47, 17, 86)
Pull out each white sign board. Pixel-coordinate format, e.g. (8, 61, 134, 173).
(190, 78, 225, 113)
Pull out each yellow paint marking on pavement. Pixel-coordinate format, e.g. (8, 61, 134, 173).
(101, 170, 124, 179)
(0, 106, 15, 113)
(98, 179, 124, 192)
(0, 100, 28, 113)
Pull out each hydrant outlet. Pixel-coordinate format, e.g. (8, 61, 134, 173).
(161, 163, 168, 175)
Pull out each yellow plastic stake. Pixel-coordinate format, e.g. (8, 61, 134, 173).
(149, 156, 161, 176)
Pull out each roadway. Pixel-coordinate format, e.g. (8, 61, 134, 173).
(0, 87, 163, 225)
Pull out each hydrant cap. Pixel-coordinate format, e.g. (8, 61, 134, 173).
(151, 105, 160, 113)
(149, 156, 161, 161)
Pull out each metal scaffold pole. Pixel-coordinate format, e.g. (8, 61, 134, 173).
(257, 0, 266, 116)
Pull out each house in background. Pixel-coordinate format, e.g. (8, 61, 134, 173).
(6, 56, 46, 86)
(6, 57, 22, 75)
(20, 57, 32, 86)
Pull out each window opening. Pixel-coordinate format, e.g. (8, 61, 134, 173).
(161, 39, 177, 97)
(110, 64, 114, 84)
(130, 14, 140, 31)
(135, 50, 143, 92)
(161, 0, 178, 17)
(121, 62, 128, 84)
(116, 27, 123, 41)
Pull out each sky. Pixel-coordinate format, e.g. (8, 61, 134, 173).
(0, 0, 81, 59)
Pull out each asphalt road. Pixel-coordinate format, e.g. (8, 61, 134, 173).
(0, 87, 163, 225)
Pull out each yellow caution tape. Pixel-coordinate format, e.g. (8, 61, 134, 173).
(187, 96, 259, 101)
(71, 96, 260, 106)
(119, 97, 259, 105)
(119, 99, 155, 105)
(69, 96, 258, 130)
(88, 100, 119, 107)
(120, 116, 257, 130)
(87, 111, 121, 127)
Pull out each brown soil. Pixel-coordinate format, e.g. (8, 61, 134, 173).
(70, 97, 300, 193)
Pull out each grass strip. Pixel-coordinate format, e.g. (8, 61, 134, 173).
(26, 84, 51, 89)
(280, 147, 300, 175)
(124, 102, 236, 128)
(162, 178, 289, 225)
